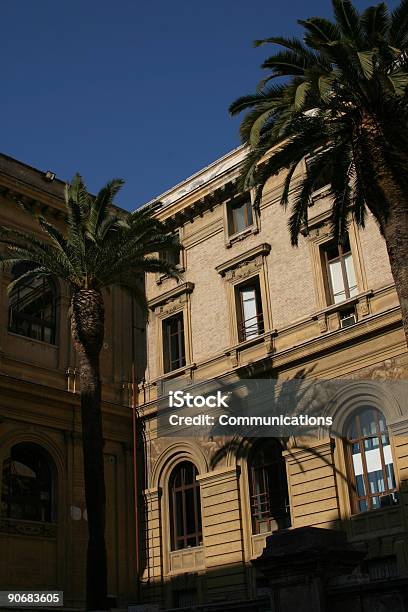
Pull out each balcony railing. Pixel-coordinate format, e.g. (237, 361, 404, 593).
(238, 313, 264, 343)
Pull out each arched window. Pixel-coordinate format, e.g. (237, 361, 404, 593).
(345, 407, 398, 513)
(1, 443, 55, 522)
(249, 440, 291, 534)
(8, 263, 57, 344)
(169, 461, 202, 550)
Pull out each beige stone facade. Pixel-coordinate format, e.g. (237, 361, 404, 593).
(1, 146, 408, 611)
(0, 154, 138, 609)
(137, 146, 408, 609)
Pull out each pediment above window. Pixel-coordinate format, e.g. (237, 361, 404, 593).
(148, 282, 194, 314)
(215, 243, 271, 281)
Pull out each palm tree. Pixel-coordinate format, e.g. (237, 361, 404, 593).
(230, 0, 408, 346)
(0, 175, 178, 610)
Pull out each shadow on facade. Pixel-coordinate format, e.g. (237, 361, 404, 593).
(135, 363, 408, 611)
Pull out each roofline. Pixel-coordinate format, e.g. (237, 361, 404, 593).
(0, 152, 67, 188)
(139, 144, 247, 211)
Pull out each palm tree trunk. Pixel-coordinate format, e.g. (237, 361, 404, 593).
(357, 114, 408, 348)
(382, 204, 408, 348)
(71, 289, 108, 611)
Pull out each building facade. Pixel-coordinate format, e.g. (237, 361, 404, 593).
(136, 146, 408, 610)
(1, 147, 408, 611)
(0, 154, 138, 609)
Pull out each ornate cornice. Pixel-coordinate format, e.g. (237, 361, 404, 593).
(148, 282, 195, 312)
(163, 180, 239, 231)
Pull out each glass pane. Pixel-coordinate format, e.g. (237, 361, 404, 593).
(241, 287, 258, 339)
(344, 253, 358, 296)
(8, 266, 56, 344)
(246, 203, 253, 226)
(175, 491, 184, 538)
(360, 409, 377, 437)
(368, 469, 385, 494)
(356, 474, 366, 497)
(231, 201, 253, 234)
(329, 260, 346, 303)
(364, 437, 379, 451)
(2, 444, 53, 522)
(185, 488, 195, 534)
(232, 205, 246, 233)
(386, 463, 396, 490)
(372, 496, 380, 509)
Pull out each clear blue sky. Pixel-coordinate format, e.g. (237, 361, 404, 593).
(0, 0, 399, 210)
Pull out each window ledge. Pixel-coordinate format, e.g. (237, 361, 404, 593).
(312, 291, 374, 333)
(311, 185, 331, 202)
(168, 545, 205, 575)
(350, 500, 400, 520)
(153, 362, 197, 385)
(227, 331, 267, 352)
(156, 265, 185, 285)
(225, 224, 258, 248)
(312, 290, 373, 318)
(0, 517, 57, 538)
(7, 331, 58, 349)
(225, 331, 275, 368)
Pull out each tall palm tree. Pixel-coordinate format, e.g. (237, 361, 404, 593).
(230, 0, 408, 346)
(0, 175, 178, 610)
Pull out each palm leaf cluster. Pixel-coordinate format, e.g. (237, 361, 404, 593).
(230, 0, 408, 244)
(0, 174, 179, 305)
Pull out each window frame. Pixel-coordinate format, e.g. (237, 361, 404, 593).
(158, 228, 184, 281)
(162, 312, 186, 374)
(1, 442, 56, 524)
(169, 461, 202, 551)
(345, 408, 398, 515)
(236, 276, 264, 343)
(8, 269, 58, 345)
(305, 152, 332, 196)
(248, 440, 291, 535)
(227, 199, 254, 236)
(321, 237, 358, 305)
(307, 220, 367, 314)
(223, 194, 260, 247)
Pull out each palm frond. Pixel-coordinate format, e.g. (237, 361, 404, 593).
(389, 0, 408, 48)
(298, 17, 341, 47)
(6, 266, 50, 295)
(361, 3, 390, 45)
(332, 0, 362, 44)
(87, 178, 124, 239)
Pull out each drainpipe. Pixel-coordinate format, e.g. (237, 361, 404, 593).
(131, 298, 141, 596)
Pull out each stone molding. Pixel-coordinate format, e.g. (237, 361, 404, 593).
(215, 243, 271, 278)
(148, 282, 195, 314)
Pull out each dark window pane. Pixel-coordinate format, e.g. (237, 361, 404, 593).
(163, 313, 186, 373)
(1, 443, 55, 522)
(8, 264, 57, 344)
(249, 440, 291, 534)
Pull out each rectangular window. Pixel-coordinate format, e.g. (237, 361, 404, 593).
(162, 231, 181, 267)
(321, 237, 358, 305)
(163, 313, 186, 373)
(236, 277, 264, 342)
(306, 153, 331, 192)
(227, 199, 253, 236)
